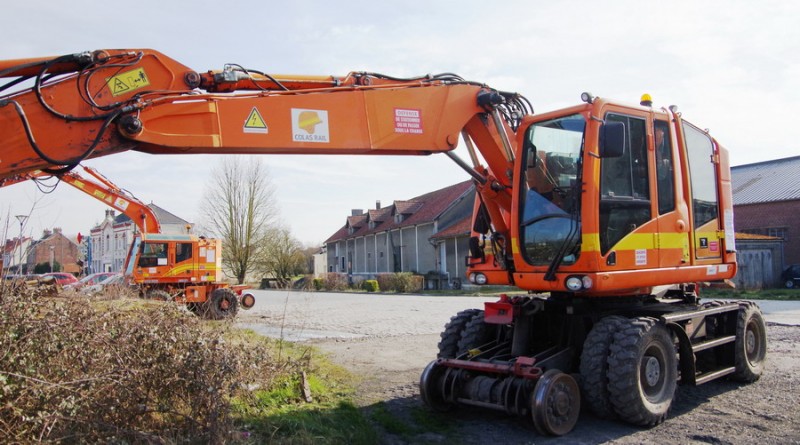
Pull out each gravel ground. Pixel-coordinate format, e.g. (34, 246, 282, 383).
(237, 290, 800, 444)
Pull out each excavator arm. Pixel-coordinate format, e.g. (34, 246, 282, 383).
(10, 166, 161, 234)
(0, 49, 525, 267)
(0, 49, 523, 188)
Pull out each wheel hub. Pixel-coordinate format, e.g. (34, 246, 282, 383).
(531, 370, 580, 436)
(644, 355, 661, 387)
(745, 329, 756, 356)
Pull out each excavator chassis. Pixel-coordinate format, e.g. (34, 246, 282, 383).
(420, 294, 767, 436)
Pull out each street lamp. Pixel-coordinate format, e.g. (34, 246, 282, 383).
(14, 215, 28, 274)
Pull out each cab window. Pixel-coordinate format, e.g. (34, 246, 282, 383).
(138, 242, 168, 267)
(655, 120, 675, 215)
(599, 113, 650, 254)
(520, 113, 585, 265)
(175, 242, 193, 263)
(684, 122, 718, 228)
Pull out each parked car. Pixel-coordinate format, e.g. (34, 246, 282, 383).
(781, 264, 800, 289)
(82, 273, 126, 295)
(64, 272, 117, 291)
(41, 272, 78, 286)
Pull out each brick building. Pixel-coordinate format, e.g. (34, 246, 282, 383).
(27, 228, 81, 274)
(732, 156, 800, 269)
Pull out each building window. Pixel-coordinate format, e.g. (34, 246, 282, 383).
(767, 227, 787, 240)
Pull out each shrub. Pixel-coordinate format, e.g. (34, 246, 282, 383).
(361, 280, 380, 292)
(312, 277, 324, 291)
(376, 274, 394, 292)
(322, 273, 349, 291)
(375, 273, 423, 293)
(0, 287, 277, 443)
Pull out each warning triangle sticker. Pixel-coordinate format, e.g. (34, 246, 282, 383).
(243, 108, 268, 134)
(112, 78, 130, 95)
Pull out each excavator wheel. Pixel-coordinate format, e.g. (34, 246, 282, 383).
(202, 288, 239, 320)
(731, 301, 767, 382)
(579, 315, 626, 419)
(607, 317, 676, 427)
(456, 311, 495, 357)
(437, 309, 481, 358)
(530, 369, 580, 436)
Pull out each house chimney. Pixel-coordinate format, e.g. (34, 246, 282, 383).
(351, 209, 364, 216)
(376, 200, 381, 210)
(105, 209, 115, 220)
(53, 227, 62, 235)
(42, 229, 52, 239)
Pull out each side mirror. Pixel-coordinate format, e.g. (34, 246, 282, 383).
(599, 121, 625, 158)
(523, 128, 537, 168)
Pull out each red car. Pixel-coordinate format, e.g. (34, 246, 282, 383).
(41, 272, 79, 286)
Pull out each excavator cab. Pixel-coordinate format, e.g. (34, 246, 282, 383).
(468, 97, 736, 295)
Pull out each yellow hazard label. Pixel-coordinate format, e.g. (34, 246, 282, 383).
(107, 68, 150, 97)
(243, 107, 268, 133)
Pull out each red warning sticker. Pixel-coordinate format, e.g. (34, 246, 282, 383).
(394, 108, 423, 134)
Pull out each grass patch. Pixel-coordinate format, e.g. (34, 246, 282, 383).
(702, 287, 800, 301)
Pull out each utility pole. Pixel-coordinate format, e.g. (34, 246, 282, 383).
(14, 215, 28, 274)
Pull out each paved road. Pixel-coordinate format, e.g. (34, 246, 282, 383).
(749, 299, 800, 325)
(236, 290, 800, 341)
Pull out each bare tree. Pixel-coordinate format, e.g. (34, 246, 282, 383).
(259, 227, 306, 287)
(200, 157, 278, 284)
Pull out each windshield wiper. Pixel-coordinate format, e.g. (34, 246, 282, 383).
(543, 187, 581, 281)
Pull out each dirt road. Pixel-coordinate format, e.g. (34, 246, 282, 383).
(237, 290, 800, 444)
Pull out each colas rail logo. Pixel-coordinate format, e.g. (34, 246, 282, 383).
(291, 108, 329, 143)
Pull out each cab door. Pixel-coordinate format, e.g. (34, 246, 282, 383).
(598, 110, 657, 269)
(652, 118, 691, 267)
(683, 121, 722, 262)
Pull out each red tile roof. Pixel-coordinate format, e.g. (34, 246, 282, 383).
(326, 180, 473, 243)
(430, 216, 472, 240)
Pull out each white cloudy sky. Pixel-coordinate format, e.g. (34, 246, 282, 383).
(2, 0, 798, 245)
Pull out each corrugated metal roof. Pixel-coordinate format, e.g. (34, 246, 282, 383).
(731, 155, 800, 205)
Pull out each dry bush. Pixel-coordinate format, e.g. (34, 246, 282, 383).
(321, 273, 349, 291)
(0, 285, 278, 443)
(375, 273, 423, 293)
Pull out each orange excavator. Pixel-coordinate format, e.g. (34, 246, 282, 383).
(0, 49, 766, 435)
(5, 165, 256, 319)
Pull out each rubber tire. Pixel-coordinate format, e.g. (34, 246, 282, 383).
(579, 315, 626, 419)
(457, 312, 493, 357)
(731, 301, 767, 382)
(203, 288, 239, 320)
(785, 280, 795, 289)
(437, 309, 481, 358)
(608, 317, 677, 427)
